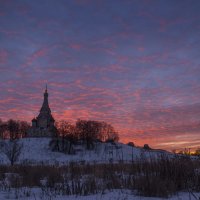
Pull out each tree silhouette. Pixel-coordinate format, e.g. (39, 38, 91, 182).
(2, 140, 23, 166)
(55, 120, 77, 153)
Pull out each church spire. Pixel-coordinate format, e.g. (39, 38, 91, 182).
(28, 84, 55, 137)
(40, 85, 51, 113)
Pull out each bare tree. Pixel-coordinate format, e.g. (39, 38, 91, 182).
(0, 119, 30, 139)
(194, 148, 200, 156)
(18, 121, 30, 138)
(76, 120, 103, 150)
(101, 122, 119, 142)
(3, 140, 23, 166)
(76, 120, 119, 149)
(51, 121, 77, 154)
(143, 144, 151, 150)
(7, 119, 20, 140)
(0, 120, 7, 139)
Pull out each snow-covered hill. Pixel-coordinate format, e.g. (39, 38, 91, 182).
(0, 138, 171, 165)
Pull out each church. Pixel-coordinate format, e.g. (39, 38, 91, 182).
(28, 85, 57, 137)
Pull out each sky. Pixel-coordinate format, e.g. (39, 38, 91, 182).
(0, 0, 200, 151)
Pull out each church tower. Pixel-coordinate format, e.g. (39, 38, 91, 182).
(28, 85, 56, 137)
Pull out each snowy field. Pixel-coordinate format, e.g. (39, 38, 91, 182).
(0, 139, 199, 199)
(0, 138, 172, 165)
(0, 188, 199, 200)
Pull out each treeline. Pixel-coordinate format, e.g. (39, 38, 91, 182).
(51, 119, 119, 153)
(174, 148, 200, 157)
(0, 119, 30, 140)
(0, 118, 119, 152)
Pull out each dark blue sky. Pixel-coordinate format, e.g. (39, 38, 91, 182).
(0, 0, 200, 150)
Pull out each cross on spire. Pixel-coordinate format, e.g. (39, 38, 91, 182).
(45, 84, 48, 93)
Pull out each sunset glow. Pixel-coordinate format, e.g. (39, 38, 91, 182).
(0, 0, 200, 151)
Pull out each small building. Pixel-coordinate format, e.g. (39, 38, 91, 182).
(28, 85, 57, 137)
